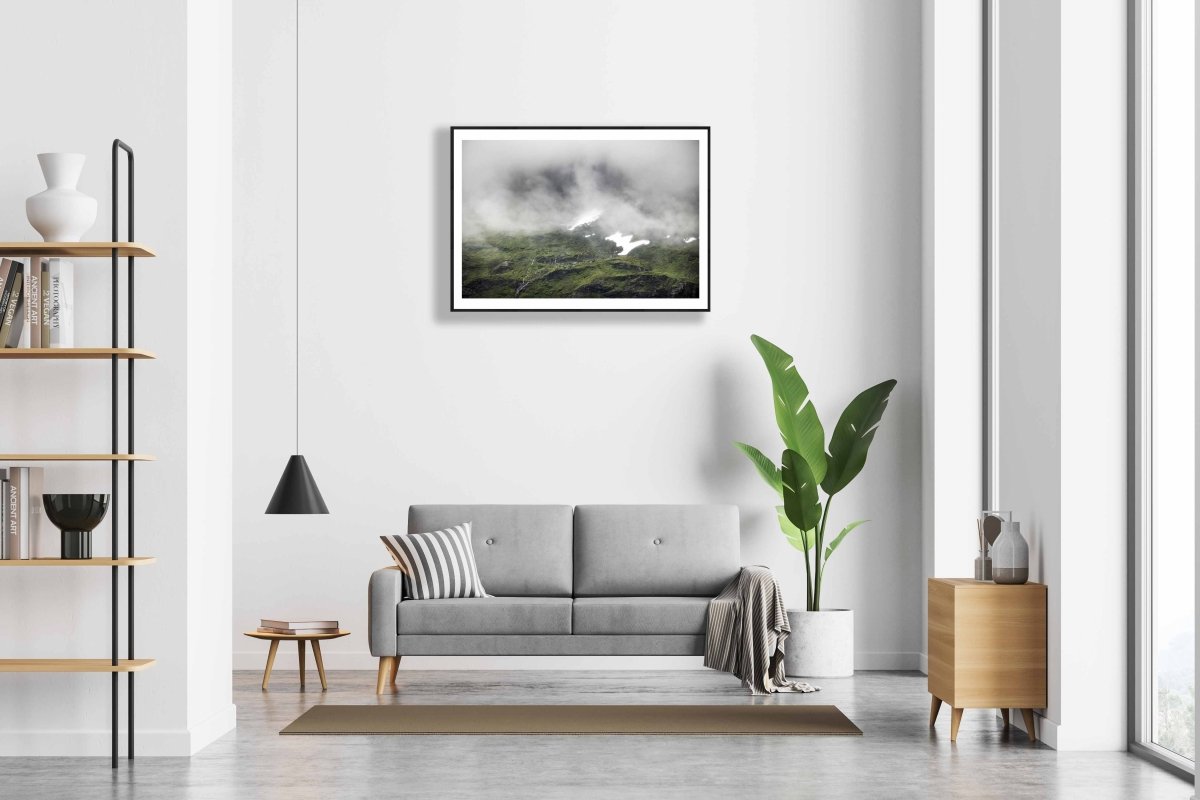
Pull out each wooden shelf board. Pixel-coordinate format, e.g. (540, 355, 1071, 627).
(0, 659, 156, 673)
(0, 242, 155, 258)
(0, 347, 156, 360)
(0, 453, 155, 462)
(0, 557, 156, 567)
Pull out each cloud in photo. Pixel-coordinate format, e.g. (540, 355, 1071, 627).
(461, 139, 700, 240)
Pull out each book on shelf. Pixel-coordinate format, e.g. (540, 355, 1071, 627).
(0, 471, 7, 559)
(27, 469, 48, 558)
(0, 260, 23, 347)
(19, 257, 41, 348)
(0, 259, 15, 332)
(3, 468, 18, 558)
(259, 619, 339, 632)
(47, 259, 74, 348)
(39, 259, 50, 344)
(4, 467, 44, 560)
(5, 283, 24, 348)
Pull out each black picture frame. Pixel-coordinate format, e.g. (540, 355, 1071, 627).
(451, 126, 711, 312)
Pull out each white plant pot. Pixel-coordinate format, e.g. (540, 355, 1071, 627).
(26, 153, 97, 242)
(784, 608, 854, 678)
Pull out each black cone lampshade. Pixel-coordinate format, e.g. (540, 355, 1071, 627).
(265, 455, 329, 515)
(264, 0, 329, 516)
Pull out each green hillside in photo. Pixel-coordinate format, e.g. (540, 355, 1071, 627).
(461, 226, 700, 300)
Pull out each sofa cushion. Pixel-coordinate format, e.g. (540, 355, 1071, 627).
(409, 505, 573, 597)
(573, 505, 740, 596)
(397, 597, 572, 635)
(572, 596, 711, 635)
(380, 523, 489, 599)
(396, 634, 706, 656)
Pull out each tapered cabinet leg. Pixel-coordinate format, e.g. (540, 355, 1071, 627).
(390, 655, 400, 687)
(1001, 708, 1010, 729)
(949, 707, 964, 741)
(312, 640, 328, 690)
(1020, 708, 1037, 742)
(929, 695, 943, 727)
(377, 656, 397, 694)
(262, 640, 280, 690)
(297, 640, 306, 690)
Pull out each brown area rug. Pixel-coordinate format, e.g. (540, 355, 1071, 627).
(280, 704, 862, 736)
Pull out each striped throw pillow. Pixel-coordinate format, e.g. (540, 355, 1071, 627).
(380, 523, 490, 600)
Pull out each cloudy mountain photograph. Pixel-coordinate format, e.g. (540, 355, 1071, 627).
(452, 128, 709, 310)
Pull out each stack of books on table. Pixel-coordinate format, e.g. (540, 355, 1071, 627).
(258, 619, 339, 635)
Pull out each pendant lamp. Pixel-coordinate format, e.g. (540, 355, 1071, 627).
(266, 0, 329, 515)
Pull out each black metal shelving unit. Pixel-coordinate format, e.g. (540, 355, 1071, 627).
(111, 137, 138, 769)
(0, 139, 156, 769)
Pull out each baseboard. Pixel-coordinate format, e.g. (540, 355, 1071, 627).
(188, 703, 237, 755)
(918, 652, 929, 675)
(234, 650, 925, 672)
(1024, 711, 1058, 749)
(234, 650, 709, 671)
(0, 703, 236, 757)
(993, 708, 1059, 750)
(1033, 713, 1059, 749)
(854, 651, 924, 671)
(0, 729, 183, 757)
(1035, 715, 1129, 750)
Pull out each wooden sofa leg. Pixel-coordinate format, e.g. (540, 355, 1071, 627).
(390, 655, 400, 687)
(377, 656, 397, 694)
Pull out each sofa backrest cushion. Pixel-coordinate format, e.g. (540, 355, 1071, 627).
(408, 505, 573, 597)
(573, 505, 740, 597)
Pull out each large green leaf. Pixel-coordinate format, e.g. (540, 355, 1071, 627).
(734, 442, 782, 497)
(751, 335, 827, 483)
(782, 448, 823, 534)
(821, 379, 898, 496)
(823, 519, 868, 560)
(777, 505, 814, 552)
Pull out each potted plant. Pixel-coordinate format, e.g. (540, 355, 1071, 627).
(735, 334, 896, 677)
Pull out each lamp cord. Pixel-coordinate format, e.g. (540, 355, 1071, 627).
(295, 0, 300, 455)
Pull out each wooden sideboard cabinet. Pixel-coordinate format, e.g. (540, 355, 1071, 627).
(927, 578, 1047, 742)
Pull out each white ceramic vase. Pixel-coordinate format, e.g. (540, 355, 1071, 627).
(26, 153, 97, 242)
(784, 608, 854, 677)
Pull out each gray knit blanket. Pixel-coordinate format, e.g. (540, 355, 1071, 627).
(704, 566, 819, 695)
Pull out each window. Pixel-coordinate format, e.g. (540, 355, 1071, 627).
(1133, 0, 1196, 774)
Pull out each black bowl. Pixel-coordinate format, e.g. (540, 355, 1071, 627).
(43, 494, 110, 533)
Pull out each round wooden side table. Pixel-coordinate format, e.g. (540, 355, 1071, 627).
(243, 630, 350, 691)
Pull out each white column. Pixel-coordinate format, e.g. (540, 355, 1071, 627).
(1057, 0, 1128, 751)
(989, 0, 1128, 749)
(185, 0, 236, 753)
(920, 0, 986, 674)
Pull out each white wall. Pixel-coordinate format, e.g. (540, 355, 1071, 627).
(993, 0, 1128, 750)
(0, 0, 234, 756)
(233, 0, 926, 671)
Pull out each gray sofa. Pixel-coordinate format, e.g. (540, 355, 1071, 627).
(368, 504, 740, 692)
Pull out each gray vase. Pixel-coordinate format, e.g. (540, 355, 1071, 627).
(991, 521, 1029, 584)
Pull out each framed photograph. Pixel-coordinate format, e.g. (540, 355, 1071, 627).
(451, 127, 709, 311)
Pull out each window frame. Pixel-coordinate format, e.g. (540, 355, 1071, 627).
(1129, 0, 1196, 780)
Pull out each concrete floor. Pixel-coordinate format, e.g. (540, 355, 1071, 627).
(0, 669, 1192, 799)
